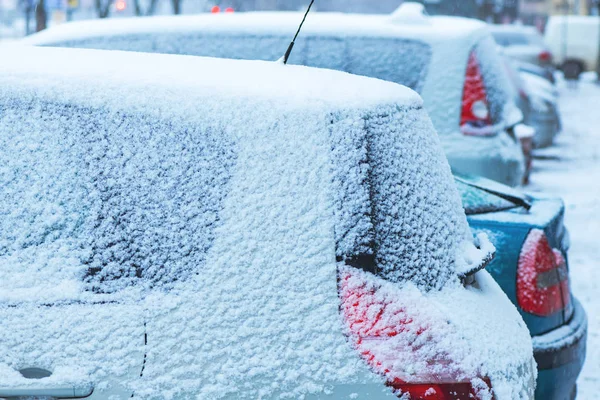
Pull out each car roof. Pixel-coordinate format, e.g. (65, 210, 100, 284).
(23, 11, 489, 46)
(0, 45, 420, 111)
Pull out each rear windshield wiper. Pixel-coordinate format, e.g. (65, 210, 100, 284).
(454, 176, 532, 211)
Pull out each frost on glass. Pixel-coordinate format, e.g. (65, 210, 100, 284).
(48, 33, 431, 93)
(456, 181, 518, 215)
(0, 99, 234, 293)
(329, 105, 473, 290)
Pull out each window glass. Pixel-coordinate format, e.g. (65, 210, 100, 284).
(345, 37, 432, 92)
(456, 181, 518, 215)
(300, 36, 432, 92)
(0, 100, 233, 293)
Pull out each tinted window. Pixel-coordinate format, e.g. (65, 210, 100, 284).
(301, 36, 432, 92)
(492, 32, 530, 46)
(54, 33, 431, 93)
(57, 34, 156, 52)
(160, 34, 297, 62)
(456, 181, 518, 215)
(492, 31, 544, 47)
(345, 37, 431, 92)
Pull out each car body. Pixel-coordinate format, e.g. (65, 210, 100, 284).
(544, 16, 600, 79)
(23, 3, 527, 187)
(0, 45, 536, 399)
(457, 174, 587, 400)
(489, 24, 553, 69)
(502, 56, 561, 149)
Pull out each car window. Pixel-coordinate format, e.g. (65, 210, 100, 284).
(492, 31, 544, 47)
(492, 32, 530, 46)
(456, 180, 518, 215)
(300, 36, 431, 92)
(57, 34, 156, 52)
(345, 37, 432, 92)
(159, 34, 297, 62)
(0, 100, 234, 294)
(330, 107, 474, 291)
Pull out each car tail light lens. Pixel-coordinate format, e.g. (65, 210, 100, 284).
(539, 51, 552, 63)
(460, 51, 494, 137)
(517, 229, 570, 316)
(387, 379, 492, 400)
(338, 267, 494, 399)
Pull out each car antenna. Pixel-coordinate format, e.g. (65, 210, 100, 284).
(281, 0, 315, 65)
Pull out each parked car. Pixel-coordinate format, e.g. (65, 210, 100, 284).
(502, 56, 562, 149)
(456, 174, 587, 400)
(513, 59, 556, 84)
(545, 15, 600, 79)
(0, 45, 536, 400)
(489, 24, 553, 69)
(23, 2, 527, 187)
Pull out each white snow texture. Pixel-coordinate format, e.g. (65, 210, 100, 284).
(0, 46, 533, 399)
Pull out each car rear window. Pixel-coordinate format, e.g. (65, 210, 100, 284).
(491, 32, 529, 46)
(330, 106, 476, 291)
(456, 180, 519, 215)
(492, 31, 544, 47)
(302, 36, 432, 92)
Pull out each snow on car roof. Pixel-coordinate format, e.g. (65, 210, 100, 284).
(23, 11, 489, 47)
(0, 44, 420, 110)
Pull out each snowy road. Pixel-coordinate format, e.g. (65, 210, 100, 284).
(528, 76, 600, 399)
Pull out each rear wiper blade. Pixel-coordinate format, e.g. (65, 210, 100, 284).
(454, 176, 532, 211)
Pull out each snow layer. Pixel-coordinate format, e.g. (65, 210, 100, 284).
(0, 46, 531, 399)
(21, 10, 505, 136)
(21, 11, 525, 186)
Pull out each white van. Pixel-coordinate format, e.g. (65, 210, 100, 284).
(545, 15, 600, 78)
(0, 45, 536, 399)
(23, 3, 527, 187)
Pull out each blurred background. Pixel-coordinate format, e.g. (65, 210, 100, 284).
(1, 0, 599, 39)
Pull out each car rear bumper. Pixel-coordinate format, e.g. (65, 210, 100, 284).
(532, 298, 587, 400)
(529, 111, 561, 149)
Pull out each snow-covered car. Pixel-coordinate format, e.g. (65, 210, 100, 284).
(22, 2, 527, 187)
(503, 56, 561, 149)
(0, 46, 536, 400)
(513, 60, 556, 85)
(457, 174, 587, 400)
(489, 24, 553, 70)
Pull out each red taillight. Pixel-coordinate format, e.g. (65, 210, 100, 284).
(517, 229, 570, 316)
(338, 267, 493, 400)
(538, 51, 552, 63)
(225, 7, 235, 12)
(388, 379, 492, 400)
(460, 51, 493, 137)
(211, 5, 221, 13)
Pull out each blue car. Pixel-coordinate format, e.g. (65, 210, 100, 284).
(457, 175, 587, 400)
